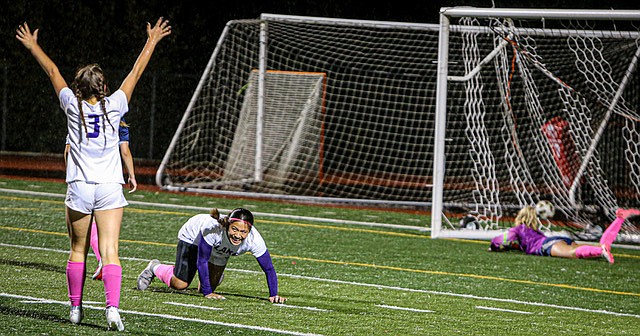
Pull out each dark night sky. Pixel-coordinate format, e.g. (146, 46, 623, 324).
(4, 0, 639, 83)
(1, 0, 502, 71)
(1, 0, 639, 158)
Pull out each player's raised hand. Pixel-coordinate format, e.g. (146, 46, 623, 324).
(16, 22, 39, 50)
(147, 17, 171, 44)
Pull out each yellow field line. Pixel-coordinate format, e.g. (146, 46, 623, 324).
(271, 254, 640, 297)
(1, 195, 639, 259)
(1, 223, 639, 298)
(259, 219, 426, 238)
(0, 225, 67, 237)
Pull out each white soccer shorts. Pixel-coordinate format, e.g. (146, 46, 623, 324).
(65, 181, 128, 214)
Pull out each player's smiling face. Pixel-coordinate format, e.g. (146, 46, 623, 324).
(227, 221, 250, 245)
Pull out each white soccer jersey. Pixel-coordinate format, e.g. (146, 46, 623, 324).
(60, 87, 128, 184)
(177, 214, 267, 266)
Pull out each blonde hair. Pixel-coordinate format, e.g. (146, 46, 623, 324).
(515, 206, 539, 230)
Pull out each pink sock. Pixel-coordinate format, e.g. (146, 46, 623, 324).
(600, 218, 623, 247)
(575, 245, 602, 259)
(102, 264, 122, 308)
(155, 264, 175, 287)
(90, 221, 101, 261)
(66, 261, 86, 306)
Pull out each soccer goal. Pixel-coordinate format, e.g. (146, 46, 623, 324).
(156, 14, 444, 206)
(431, 8, 640, 243)
(156, 11, 640, 243)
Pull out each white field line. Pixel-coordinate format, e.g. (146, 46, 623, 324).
(476, 306, 534, 314)
(0, 188, 429, 232)
(1, 244, 639, 319)
(273, 304, 331, 312)
(376, 304, 434, 313)
(164, 301, 223, 311)
(279, 272, 640, 319)
(0, 293, 322, 336)
(20, 300, 103, 305)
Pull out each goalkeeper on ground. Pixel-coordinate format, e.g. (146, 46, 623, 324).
(489, 206, 639, 264)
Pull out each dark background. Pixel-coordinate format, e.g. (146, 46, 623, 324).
(1, 0, 639, 162)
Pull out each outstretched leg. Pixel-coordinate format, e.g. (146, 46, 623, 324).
(551, 240, 606, 261)
(597, 208, 640, 264)
(600, 216, 623, 247)
(574, 245, 603, 259)
(601, 209, 640, 246)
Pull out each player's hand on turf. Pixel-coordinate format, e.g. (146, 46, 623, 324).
(16, 22, 39, 50)
(269, 295, 287, 304)
(205, 293, 225, 300)
(147, 17, 172, 44)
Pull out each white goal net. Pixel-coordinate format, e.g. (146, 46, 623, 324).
(156, 15, 442, 206)
(156, 10, 640, 243)
(221, 70, 326, 191)
(432, 8, 640, 243)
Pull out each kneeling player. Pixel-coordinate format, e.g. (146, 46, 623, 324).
(136, 208, 286, 303)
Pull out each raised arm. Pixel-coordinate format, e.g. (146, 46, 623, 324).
(119, 17, 172, 102)
(16, 22, 67, 96)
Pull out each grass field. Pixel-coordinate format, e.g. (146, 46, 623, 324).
(1, 177, 639, 335)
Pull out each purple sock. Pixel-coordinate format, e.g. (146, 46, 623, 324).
(102, 264, 122, 308)
(575, 245, 602, 259)
(66, 261, 86, 306)
(600, 217, 623, 247)
(155, 264, 175, 287)
(90, 221, 101, 261)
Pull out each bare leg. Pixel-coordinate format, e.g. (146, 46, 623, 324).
(94, 208, 123, 266)
(171, 276, 189, 290)
(550, 241, 582, 259)
(66, 207, 92, 262)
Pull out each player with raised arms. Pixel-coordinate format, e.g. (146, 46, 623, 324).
(16, 17, 171, 330)
(136, 208, 287, 303)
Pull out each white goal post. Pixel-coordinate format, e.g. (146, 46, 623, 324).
(156, 14, 444, 207)
(431, 7, 640, 243)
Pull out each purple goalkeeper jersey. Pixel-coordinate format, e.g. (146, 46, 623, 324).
(491, 223, 546, 255)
